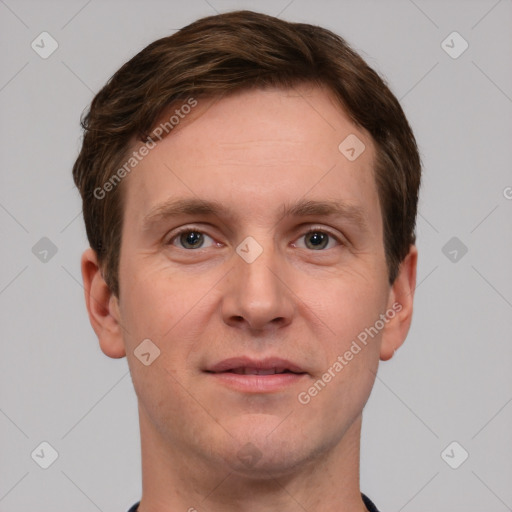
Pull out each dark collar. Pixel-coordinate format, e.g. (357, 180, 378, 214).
(127, 492, 380, 511)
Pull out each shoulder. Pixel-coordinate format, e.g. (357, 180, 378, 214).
(362, 493, 381, 512)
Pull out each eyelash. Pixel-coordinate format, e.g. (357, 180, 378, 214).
(166, 225, 344, 250)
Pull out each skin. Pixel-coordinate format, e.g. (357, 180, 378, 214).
(81, 84, 417, 512)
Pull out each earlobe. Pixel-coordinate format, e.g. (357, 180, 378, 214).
(380, 245, 418, 361)
(81, 248, 126, 359)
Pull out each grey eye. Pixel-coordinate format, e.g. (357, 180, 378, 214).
(169, 230, 216, 249)
(305, 231, 329, 250)
(180, 231, 205, 249)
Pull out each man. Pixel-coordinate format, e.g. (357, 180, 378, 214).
(73, 10, 420, 512)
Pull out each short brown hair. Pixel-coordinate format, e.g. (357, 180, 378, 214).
(72, 10, 421, 297)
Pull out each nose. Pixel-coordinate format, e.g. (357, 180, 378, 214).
(221, 239, 295, 333)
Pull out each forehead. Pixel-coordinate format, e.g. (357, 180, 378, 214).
(121, 84, 381, 231)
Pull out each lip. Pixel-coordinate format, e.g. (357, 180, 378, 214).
(204, 356, 308, 393)
(206, 356, 306, 374)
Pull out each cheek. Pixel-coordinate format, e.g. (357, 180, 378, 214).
(297, 279, 383, 420)
(320, 278, 385, 405)
(119, 268, 208, 422)
(301, 269, 387, 350)
(119, 258, 201, 340)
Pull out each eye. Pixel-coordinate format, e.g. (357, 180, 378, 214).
(167, 228, 216, 249)
(293, 229, 341, 250)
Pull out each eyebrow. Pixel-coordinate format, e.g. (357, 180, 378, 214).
(141, 197, 369, 233)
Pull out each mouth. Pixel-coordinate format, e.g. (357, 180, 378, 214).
(226, 367, 302, 375)
(204, 357, 307, 393)
(205, 356, 306, 374)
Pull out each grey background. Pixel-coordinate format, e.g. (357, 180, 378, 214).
(1, 0, 511, 510)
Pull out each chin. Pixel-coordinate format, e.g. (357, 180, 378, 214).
(217, 419, 316, 478)
(225, 448, 307, 479)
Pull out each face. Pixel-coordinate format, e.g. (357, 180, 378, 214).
(95, 84, 414, 476)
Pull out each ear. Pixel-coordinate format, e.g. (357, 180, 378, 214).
(380, 245, 418, 361)
(80, 248, 126, 358)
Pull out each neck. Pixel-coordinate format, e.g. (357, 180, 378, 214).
(136, 406, 368, 512)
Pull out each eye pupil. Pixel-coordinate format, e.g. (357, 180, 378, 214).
(181, 231, 203, 249)
(306, 232, 328, 250)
